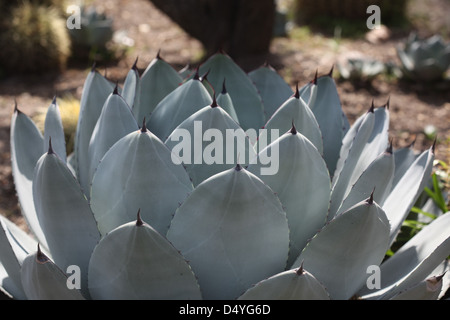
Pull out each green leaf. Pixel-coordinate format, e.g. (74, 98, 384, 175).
(44, 98, 66, 163)
(165, 104, 256, 186)
(198, 53, 265, 131)
(134, 55, 183, 125)
(238, 267, 330, 300)
(74, 69, 114, 195)
(360, 211, 450, 299)
(10, 107, 47, 248)
(88, 216, 202, 300)
(248, 65, 293, 118)
(32, 149, 101, 295)
(292, 197, 390, 300)
(299, 75, 350, 176)
(90, 128, 193, 236)
(21, 246, 84, 300)
(87, 92, 139, 189)
(248, 128, 330, 267)
(167, 166, 289, 300)
(146, 78, 212, 141)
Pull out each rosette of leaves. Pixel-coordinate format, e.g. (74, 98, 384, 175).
(397, 33, 450, 82)
(1, 52, 448, 300)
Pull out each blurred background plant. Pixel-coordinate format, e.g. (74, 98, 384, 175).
(0, 0, 134, 77)
(0, 0, 71, 75)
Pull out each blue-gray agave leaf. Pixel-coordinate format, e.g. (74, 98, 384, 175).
(299, 74, 350, 176)
(21, 246, 84, 300)
(146, 76, 212, 141)
(121, 58, 140, 111)
(32, 145, 101, 295)
(44, 97, 66, 163)
(90, 127, 193, 237)
(216, 79, 239, 123)
(165, 101, 256, 187)
(167, 165, 289, 300)
(328, 107, 375, 219)
(390, 275, 444, 300)
(87, 90, 139, 189)
(360, 211, 450, 299)
(248, 126, 330, 267)
(292, 196, 390, 300)
(257, 85, 323, 155)
(74, 68, 114, 195)
(383, 145, 435, 245)
(134, 54, 183, 125)
(238, 267, 329, 300)
(392, 143, 419, 188)
(0, 216, 37, 299)
(248, 64, 293, 118)
(336, 145, 395, 216)
(88, 215, 201, 300)
(198, 53, 265, 131)
(10, 107, 47, 248)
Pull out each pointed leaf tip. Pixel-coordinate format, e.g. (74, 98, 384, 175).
(384, 96, 390, 110)
(312, 69, 318, 85)
(156, 49, 162, 60)
(328, 65, 334, 77)
(136, 209, 144, 226)
(91, 61, 97, 72)
(431, 138, 437, 154)
(366, 188, 375, 205)
(193, 67, 200, 80)
(47, 137, 54, 155)
(296, 261, 305, 275)
(132, 56, 139, 70)
(113, 83, 119, 95)
(235, 163, 242, 171)
(294, 82, 300, 99)
(141, 118, 147, 133)
(210, 94, 218, 108)
(290, 120, 297, 135)
(52, 95, 57, 105)
(385, 139, 393, 154)
(36, 244, 49, 263)
(221, 78, 227, 94)
(368, 100, 375, 113)
(13, 98, 20, 113)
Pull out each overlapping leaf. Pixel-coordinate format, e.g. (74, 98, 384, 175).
(167, 166, 289, 300)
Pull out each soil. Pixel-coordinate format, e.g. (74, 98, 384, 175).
(0, 0, 449, 231)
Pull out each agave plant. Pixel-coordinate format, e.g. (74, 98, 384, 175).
(1, 51, 449, 300)
(397, 33, 450, 82)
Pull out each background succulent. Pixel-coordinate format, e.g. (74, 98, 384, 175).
(397, 33, 450, 82)
(1, 51, 449, 300)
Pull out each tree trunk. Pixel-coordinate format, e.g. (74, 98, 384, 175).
(149, 0, 275, 71)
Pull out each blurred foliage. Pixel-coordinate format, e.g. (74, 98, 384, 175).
(0, 1, 71, 75)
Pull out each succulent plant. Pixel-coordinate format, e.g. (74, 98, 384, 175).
(397, 33, 450, 82)
(68, 5, 114, 51)
(337, 58, 386, 82)
(1, 52, 449, 300)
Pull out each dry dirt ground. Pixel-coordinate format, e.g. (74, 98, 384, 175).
(0, 0, 449, 229)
